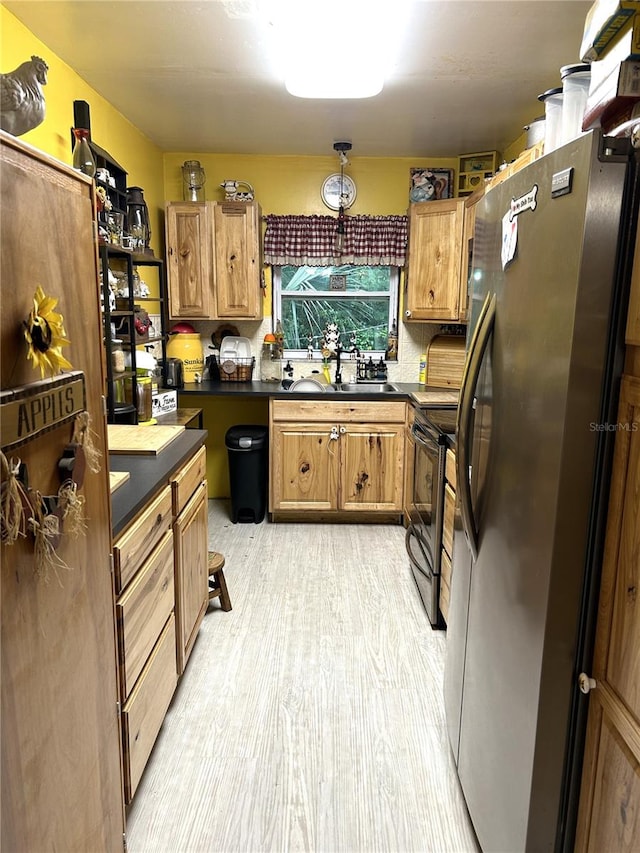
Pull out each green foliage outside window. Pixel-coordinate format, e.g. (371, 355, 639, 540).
(275, 265, 398, 354)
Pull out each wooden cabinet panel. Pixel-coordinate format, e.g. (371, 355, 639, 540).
(122, 615, 177, 803)
(458, 190, 482, 323)
(113, 485, 173, 593)
(1, 131, 125, 853)
(405, 199, 465, 321)
(165, 202, 212, 319)
(441, 549, 452, 623)
(174, 480, 209, 675)
(341, 425, 404, 511)
(270, 423, 339, 511)
(271, 399, 406, 424)
(270, 402, 407, 515)
(445, 447, 457, 490)
(626, 219, 640, 346)
(443, 482, 456, 558)
(212, 201, 262, 319)
(576, 375, 640, 850)
(117, 531, 175, 700)
(172, 444, 206, 515)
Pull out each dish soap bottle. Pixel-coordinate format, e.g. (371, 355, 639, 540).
(418, 353, 427, 385)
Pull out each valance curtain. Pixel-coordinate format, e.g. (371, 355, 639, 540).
(263, 214, 408, 267)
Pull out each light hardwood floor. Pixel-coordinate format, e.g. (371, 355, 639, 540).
(126, 501, 479, 853)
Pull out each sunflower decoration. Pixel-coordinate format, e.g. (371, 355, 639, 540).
(23, 286, 73, 378)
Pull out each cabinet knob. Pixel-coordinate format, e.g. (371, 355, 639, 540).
(405, 309, 412, 318)
(339, 426, 347, 435)
(578, 672, 597, 694)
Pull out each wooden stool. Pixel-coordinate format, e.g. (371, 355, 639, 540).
(208, 551, 232, 611)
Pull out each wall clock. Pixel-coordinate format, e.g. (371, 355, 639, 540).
(321, 173, 357, 211)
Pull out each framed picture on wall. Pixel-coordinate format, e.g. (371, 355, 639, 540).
(409, 167, 454, 202)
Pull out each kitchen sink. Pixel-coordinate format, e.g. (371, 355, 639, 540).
(335, 382, 398, 393)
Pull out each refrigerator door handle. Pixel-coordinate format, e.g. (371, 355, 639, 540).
(457, 291, 496, 561)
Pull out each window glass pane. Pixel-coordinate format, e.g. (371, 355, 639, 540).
(274, 263, 398, 356)
(281, 265, 391, 294)
(282, 297, 390, 351)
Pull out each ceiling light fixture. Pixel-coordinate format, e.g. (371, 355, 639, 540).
(334, 141, 352, 254)
(264, 0, 409, 99)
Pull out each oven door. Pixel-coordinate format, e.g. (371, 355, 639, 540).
(409, 417, 445, 567)
(406, 524, 442, 628)
(408, 416, 446, 628)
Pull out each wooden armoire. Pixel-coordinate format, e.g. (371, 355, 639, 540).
(1, 132, 125, 850)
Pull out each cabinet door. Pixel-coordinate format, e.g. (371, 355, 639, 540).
(165, 202, 212, 319)
(340, 424, 405, 511)
(212, 201, 263, 319)
(270, 423, 339, 511)
(458, 191, 482, 323)
(174, 480, 208, 675)
(405, 199, 464, 321)
(575, 375, 640, 850)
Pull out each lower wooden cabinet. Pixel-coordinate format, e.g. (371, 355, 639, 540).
(269, 400, 406, 516)
(173, 479, 209, 674)
(113, 485, 176, 804)
(122, 616, 177, 802)
(112, 443, 209, 804)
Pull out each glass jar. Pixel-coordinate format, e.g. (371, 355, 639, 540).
(260, 337, 282, 382)
(136, 376, 153, 422)
(111, 339, 125, 373)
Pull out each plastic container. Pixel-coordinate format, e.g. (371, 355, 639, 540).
(167, 332, 204, 382)
(419, 354, 427, 384)
(560, 64, 591, 146)
(225, 425, 268, 523)
(538, 87, 564, 154)
(524, 115, 545, 149)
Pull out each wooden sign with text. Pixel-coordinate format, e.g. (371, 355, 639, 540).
(1, 371, 86, 450)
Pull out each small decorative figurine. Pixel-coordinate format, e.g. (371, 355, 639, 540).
(307, 335, 314, 359)
(219, 180, 255, 202)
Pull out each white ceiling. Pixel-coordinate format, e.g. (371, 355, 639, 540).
(4, 0, 592, 157)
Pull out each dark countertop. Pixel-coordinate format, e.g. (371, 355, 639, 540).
(177, 380, 454, 402)
(110, 428, 207, 537)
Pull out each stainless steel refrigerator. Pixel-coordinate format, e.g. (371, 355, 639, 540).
(444, 130, 639, 852)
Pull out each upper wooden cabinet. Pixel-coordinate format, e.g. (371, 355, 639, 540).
(165, 202, 212, 319)
(212, 201, 263, 320)
(405, 198, 465, 322)
(165, 200, 263, 321)
(458, 190, 484, 324)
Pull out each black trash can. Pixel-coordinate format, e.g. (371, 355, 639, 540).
(225, 425, 268, 523)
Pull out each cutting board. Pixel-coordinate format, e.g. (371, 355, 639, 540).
(411, 390, 460, 406)
(109, 471, 130, 493)
(107, 424, 185, 455)
(426, 336, 466, 389)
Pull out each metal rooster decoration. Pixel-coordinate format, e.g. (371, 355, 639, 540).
(1, 55, 48, 137)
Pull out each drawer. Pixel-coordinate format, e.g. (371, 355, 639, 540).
(172, 445, 207, 516)
(113, 486, 173, 594)
(442, 482, 456, 558)
(445, 448, 457, 490)
(440, 549, 451, 624)
(117, 531, 175, 701)
(122, 615, 177, 803)
(271, 399, 406, 424)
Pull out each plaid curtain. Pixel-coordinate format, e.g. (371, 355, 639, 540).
(263, 214, 408, 266)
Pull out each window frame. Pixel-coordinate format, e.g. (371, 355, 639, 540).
(272, 264, 400, 360)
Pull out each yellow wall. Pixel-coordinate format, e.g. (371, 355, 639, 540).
(0, 6, 165, 255)
(163, 152, 459, 215)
